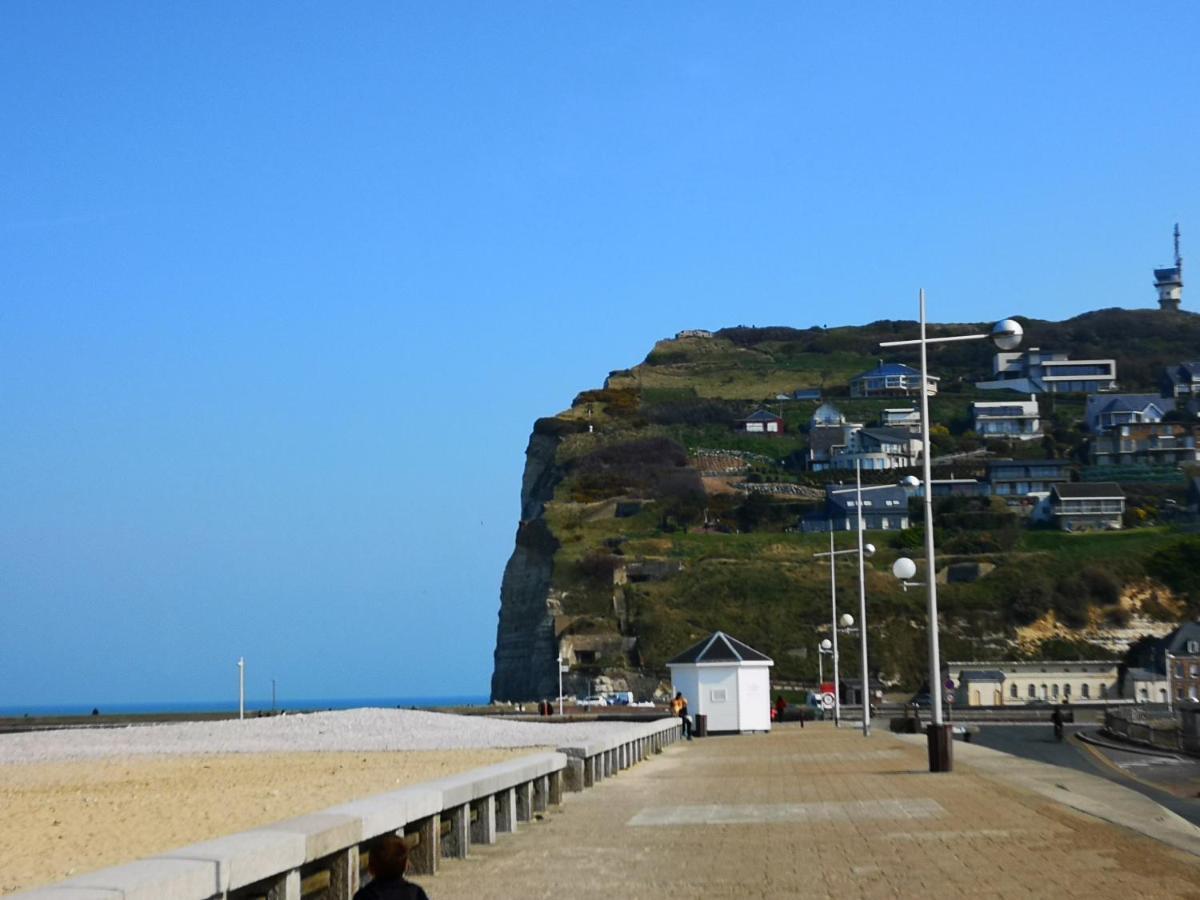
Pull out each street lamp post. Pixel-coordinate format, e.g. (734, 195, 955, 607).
(881, 292, 1022, 772)
(237, 657, 245, 721)
(814, 535, 875, 730)
(1166, 652, 1174, 712)
(821, 466, 917, 736)
(557, 655, 566, 717)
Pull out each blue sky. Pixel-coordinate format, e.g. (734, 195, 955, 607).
(2, 3, 1198, 708)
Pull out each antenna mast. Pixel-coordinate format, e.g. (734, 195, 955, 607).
(1175, 222, 1183, 271)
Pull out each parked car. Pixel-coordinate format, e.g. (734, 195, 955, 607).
(579, 695, 608, 707)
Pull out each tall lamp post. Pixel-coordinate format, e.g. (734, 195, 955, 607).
(822, 464, 917, 735)
(814, 533, 875, 729)
(818, 638, 832, 684)
(880, 292, 1023, 771)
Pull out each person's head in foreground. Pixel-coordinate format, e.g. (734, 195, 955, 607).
(368, 834, 411, 880)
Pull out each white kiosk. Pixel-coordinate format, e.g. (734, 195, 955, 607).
(666, 631, 774, 733)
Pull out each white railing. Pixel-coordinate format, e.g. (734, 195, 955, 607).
(11, 717, 682, 900)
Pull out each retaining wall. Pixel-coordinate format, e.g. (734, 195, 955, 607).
(11, 717, 682, 900)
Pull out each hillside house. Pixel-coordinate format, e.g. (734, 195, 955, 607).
(948, 660, 1118, 706)
(987, 458, 1072, 505)
(1162, 361, 1200, 398)
(1086, 394, 1174, 434)
(800, 482, 912, 532)
(1089, 422, 1200, 468)
(806, 405, 860, 471)
(1121, 623, 1200, 703)
(1049, 482, 1125, 531)
(976, 347, 1117, 394)
(881, 407, 922, 432)
(850, 363, 938, 399)
(972, 397, 1041, 440)
(737, 409, 785, 435)
(831, 427, 922, 471)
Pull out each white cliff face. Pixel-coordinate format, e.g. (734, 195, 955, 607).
(490, 430, 566, 702)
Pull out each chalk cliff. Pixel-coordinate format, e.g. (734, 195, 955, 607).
(489, 425, 568, 701)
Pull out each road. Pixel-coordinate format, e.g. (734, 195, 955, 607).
(971, 723, 1200, 827)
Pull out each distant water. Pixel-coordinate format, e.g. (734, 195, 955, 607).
(0, 695, 492, 717)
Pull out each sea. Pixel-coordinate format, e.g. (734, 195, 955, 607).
(0, 695, 492, 718)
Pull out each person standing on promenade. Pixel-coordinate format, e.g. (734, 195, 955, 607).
(673, 691, 693, 740)
(774, 695, 787, 723)
(353, 834, 430, 900)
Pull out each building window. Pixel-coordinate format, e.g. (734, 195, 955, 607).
(1040, 684, 1048, 700)
(1010, 683, 1018, 699)
(1028, 685, 1036, 699)
(1100, 684, 1108, 699)
(1081, 684, 1090, 699)
(1052, 684, 1060, 699)
(1063, 684, 1071, 697)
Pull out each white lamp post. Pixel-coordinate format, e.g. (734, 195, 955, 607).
(814, 533, 876, 730)
(237, 657, 245, 721)
(822, 464, 915, 736)
(557, 655, 566, 717)
(880, 293, 1022, 771)
(818, 637, 833, 684)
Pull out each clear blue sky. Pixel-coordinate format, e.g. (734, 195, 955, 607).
(3, 3, 1198, 708)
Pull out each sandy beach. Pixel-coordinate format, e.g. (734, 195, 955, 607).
(0, 708, 633, 895)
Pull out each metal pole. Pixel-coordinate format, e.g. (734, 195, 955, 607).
(818, 645, 824, 686)
(557, 655, 564, 717)
(271, 678, 276, 714)
(921, 292, 940, 729)
(238, 657, 245, 721)
(829, 526, 841, 728)
(1166, 652, 1174, 712)
(918, 289, 945, 729)
(856, 459, 870, 737)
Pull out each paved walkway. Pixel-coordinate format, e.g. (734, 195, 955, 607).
(419, 722, 1200, 899)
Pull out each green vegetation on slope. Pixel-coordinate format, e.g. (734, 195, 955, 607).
(532, 309, 1200, 690)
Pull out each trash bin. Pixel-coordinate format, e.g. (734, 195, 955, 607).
(694, 714, 708, 737)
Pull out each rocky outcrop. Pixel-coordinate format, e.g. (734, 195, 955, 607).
(490, 424, 570, 701)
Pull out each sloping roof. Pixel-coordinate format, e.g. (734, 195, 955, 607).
(853, 363, 926, 379)
(739, 408, 783, 423)
(1090, 393, 1171, 415)
(666, 631, 773, 665)
(824, 482, 909, 513)
(1165, 361, 1200, 385)
(1165, 622, 1200, 656)
(859, 427, 917, 444)
(1052, 482, 1125, 500)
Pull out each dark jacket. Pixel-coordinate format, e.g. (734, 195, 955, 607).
(353, 877, 430, 900)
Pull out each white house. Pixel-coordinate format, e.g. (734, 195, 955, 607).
(976, 347, 1117, 395)
(972, 396, 1041, 440)
(881, 407, 922, 433)
(666, 631, 774, 734)
(831, 427, 922, 471)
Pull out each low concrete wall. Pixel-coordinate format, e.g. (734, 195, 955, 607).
(11, 717, 682, 900)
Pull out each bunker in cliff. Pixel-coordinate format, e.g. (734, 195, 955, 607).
(666, 631, 774, 734)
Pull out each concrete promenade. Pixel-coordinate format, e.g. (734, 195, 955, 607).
(420, 722, 1200, 899)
